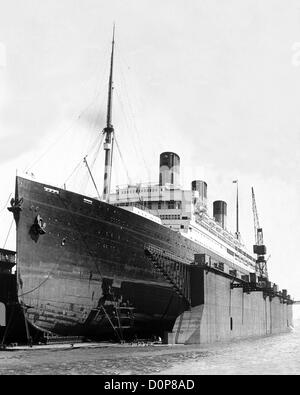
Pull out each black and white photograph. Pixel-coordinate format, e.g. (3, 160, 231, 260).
(0, 0, 299, 378)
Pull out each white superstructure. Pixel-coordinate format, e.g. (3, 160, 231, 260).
(109, 180, 257, 277)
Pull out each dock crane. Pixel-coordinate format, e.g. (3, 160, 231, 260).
(251, 187, 268, 279)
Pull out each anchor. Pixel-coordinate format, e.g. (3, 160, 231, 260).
(7, 197, 23, 221)
(29, 215, 47, 241)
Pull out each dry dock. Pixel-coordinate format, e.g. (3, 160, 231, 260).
(169, 267, 293, 344)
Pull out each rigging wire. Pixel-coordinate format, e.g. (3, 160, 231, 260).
(59, 83, 107, 192)
(63, 131, 105, 194)
(83, 156, 101, 200)
(90, 133, 105, 172)
(80, 94, 107, 158)
(114, 135, 132, 185)
(115, 81, 143, 174)
(83, 130, 104, 162)
(0, 193, 12, 215)
(24, 107, 95, 173)
(117, 49, 151, 177)
(63, 157, 85, 186)
(114, 91, 144, 187)
(79, 132, 105, 194)
(24, 50, 110, 175)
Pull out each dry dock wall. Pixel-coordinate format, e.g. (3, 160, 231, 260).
(171, 269, 293, 344)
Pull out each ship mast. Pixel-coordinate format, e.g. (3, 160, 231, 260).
(102, 25, 115, 202)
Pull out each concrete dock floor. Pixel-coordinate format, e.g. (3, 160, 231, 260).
(0, 315, 299, 375)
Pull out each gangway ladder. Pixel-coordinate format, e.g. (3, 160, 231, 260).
(85, 302, 135, 342)
(144, 244, 191, 308)
(113, 305, 135, 341)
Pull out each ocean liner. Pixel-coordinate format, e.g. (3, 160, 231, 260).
(2, 30, 293, 344)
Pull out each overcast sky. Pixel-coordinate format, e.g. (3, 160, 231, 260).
(0, 0, 299, 299)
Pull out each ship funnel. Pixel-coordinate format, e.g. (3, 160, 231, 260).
(192, 180, 207, 212)
(213, 200, 227, 229)
(159, 152, 180, 187)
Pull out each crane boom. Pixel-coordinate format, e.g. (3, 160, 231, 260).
(251, 187, 268, 279)
(251, 187, 259, 243)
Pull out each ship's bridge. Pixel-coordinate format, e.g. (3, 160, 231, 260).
(109, 182, 193, 231)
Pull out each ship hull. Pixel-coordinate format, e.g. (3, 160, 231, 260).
(14, 177, 197, 339)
